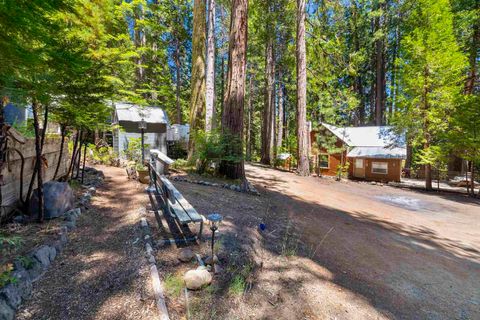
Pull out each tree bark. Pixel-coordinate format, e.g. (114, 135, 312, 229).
(296, 0, 309, 176)
(32, 102, 44, 222)
(53, 124, 66, 180)
(81, 140, 87, 184)
(246, 74, 253, 161)
(174, 37, 183, 124)
(261, 32, 275, 165)
(26, 103, 48, 209)
(188, 0, 207, 160)
(277, 69, 284, 152)
(66, 130, 80, 180)
(220, 0, 248, 180)
(374, 0, 386, 126)
(205, 0, 216, 132)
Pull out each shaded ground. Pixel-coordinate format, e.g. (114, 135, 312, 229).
(16, 165, 157, 320)
(160, 163, 479, 320)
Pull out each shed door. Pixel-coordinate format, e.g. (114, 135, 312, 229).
(354, 159, 365, 178)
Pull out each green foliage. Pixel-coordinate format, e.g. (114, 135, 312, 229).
(336, 162, 350, 180)
(171, 158, 189, 170)
(193, 130, 243, 175)
(0, 233, 23, 288)
(11, 119, 35, 138)
(164, 273, 183, 297)
(88, 144, 118, 166)
(0, 263, 16, 288)
(228, 274, 246, 295)
(17, 256, 35, 270)
(393, 0, 467, 149)
(124, 137, 149, 164)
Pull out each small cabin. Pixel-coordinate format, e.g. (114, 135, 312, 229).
(112, 102, 168, 161)
(312, 123, 406, 183)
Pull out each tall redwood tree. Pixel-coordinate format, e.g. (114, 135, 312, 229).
(220, 0, 248, 180)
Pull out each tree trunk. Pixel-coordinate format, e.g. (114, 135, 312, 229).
(188, 0, 207, 160)
(67, 130, 80, 180)
(423, 66, 432, 191)
(465, 20, 479, 94)
(220, 0, 248, 180)
(205, 0, 216, 132)
(82, 140, 87, 184)
(261, 33, 275, 165)
(277, 70, 284, 152)
(26, 103, 48, 208)
(134, 4, 146, 87)
(389, 24, 400, 122)
(246, 74, 253, 161)
(53, 124, 66, 180)
(174, 37, 182, 124)
(296, 0, 309, 176)
(32, 102, 44, 222)
(374, 1, 386, 126)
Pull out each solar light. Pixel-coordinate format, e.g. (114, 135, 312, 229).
(207, 213, 223, 267)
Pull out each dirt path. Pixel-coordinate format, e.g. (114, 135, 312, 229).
(244, 163, 480, 319)
(16, 165, 157, 320)
(166, 163, 479, 319)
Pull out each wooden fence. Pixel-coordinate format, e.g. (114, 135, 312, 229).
(0, 128, 69, 222)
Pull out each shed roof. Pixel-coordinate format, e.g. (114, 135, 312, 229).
(321, 123, 402, 147)
(347, 146, 406, 159)
(114, 102, 168, 124)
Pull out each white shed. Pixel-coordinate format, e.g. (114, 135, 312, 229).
(112, 102, 168, 160)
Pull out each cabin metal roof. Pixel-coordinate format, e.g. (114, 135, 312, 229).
(321, 123, 406, 158)
(114, 102, 168, 124)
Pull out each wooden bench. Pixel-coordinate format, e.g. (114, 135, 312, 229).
(147, 151, 204, 241)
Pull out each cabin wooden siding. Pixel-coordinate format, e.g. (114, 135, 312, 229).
(348, 158, 402, 182)
(311, 130, 402, 183)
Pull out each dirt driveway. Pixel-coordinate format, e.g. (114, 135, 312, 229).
(244, 163, 480, 319)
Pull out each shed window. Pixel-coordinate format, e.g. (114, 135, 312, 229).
(319, 154, 329, 169)
(372, 162, 388, 174)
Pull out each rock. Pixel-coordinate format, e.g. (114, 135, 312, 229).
(0, 284, 21, 309)
(33, 245, 56, 267)
(64, 220, 76, 230)
(88, 186, 96, 195)
(67, 208, 81, 218)
(26, 259, 44, 282)
(183, 267, 212, 290)
(204, 255, 219, 265)
(29, 181, 74, 219)
(12, 215, 27, 224)
(0, 298, 15, 320)
(11, 269, 31, 300)
(64, 212, 76, 222)
(178, 248, 195, 262)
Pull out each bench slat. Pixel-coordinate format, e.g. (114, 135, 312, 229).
(167, 198, 192, 224)
(160, 176, 203, 223)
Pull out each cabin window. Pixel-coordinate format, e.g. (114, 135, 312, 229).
(372, 162, 388, 174)
(319, 154, 329, 169)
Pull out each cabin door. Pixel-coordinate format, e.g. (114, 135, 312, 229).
(354, 159, 365, 178)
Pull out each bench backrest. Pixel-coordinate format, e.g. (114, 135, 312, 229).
(159, 176, 203, 223)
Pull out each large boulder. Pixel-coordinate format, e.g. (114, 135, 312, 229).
(29, 181, 74, 219)
(0, 298, 14, 320)
(184, 266, 212, 290)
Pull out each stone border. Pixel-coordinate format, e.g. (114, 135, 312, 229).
(0, 176, 101, 320)
(171, 176, 260, 196)
(139, 217, 170, 320)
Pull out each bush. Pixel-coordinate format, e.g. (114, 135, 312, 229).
(193, 130, 243, 175)
(124, 137, 149, 164)
(88, 144, 119, 166)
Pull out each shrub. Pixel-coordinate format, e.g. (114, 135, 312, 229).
(193, 130, 243, 175)
(124, 137, 149, 164)
(88, 144, 119, 166)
